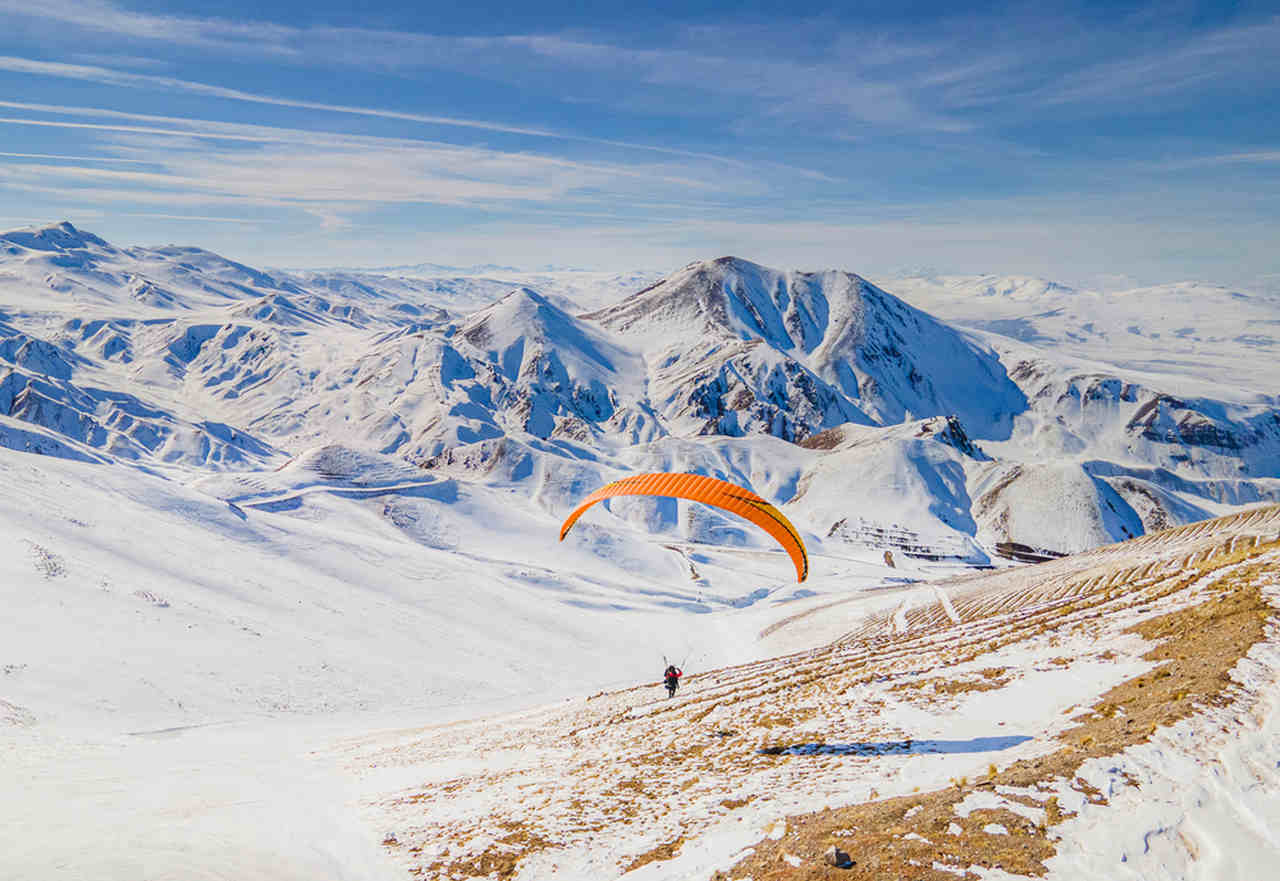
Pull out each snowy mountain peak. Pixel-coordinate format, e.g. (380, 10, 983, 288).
(437, 285, 652, 447)
(585, 256, 1026, 441)
(139, 245, 296, 297)
(968, 274, 1076, 299)
(458, 286, 631, 379)
(586, 256, 836, 352)
(0, 220, 115, 255)
(886, 272, 1077, 302)
(461, 287, 570, 343)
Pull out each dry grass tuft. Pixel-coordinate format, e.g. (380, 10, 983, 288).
(420, 820, 556, 880)
(622, 834, 687, 872)
(720, 547, 1276, 881)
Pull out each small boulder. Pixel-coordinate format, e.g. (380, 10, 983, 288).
(824, 845, 853, 868)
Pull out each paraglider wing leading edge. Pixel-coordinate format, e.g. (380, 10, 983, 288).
(558, 472, 809, 582)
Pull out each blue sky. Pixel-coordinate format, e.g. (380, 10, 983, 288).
(0, 0, 1277, 286)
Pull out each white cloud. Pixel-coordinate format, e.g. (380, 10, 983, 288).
(0, 56, 760, 166)
(0, 150, 153, 163)
(119, 212, 262, 223)
(4, 3, 1279, 137)
(0, 0, 301, 55)
(0, 103, 767, 221)
(0, 56, 565, 138)
(1153, 151, 1280, 170)
(0, 113, 295, 143)
(1033, 16, 1280, 108)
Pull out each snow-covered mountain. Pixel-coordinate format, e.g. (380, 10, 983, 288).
(3, 223, 1279, 563)
(881, 271, 1280, 392)
(5, 221, 1280, 881)
(585, 257, 1026, 441)
(277, 264, 664, 315)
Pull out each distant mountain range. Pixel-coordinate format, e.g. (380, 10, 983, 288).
(3, 221, 1278, 563)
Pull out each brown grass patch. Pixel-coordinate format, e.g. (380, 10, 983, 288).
(420, 820, 555, 880)
(623, 834, 686, 872)
(379, 522, 1279, 881)
(718, 551, 1276, 881)
(890, 669, 1012, 698)
(932, 676, 1009, 695)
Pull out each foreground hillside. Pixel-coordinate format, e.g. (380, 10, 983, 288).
(4, 435, 1276, 880)
(354, 506, 1280, 881)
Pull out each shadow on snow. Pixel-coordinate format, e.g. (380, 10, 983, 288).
(759, 734, 1033, 757)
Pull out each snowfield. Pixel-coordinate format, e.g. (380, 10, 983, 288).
(2, 221, 1280, 880)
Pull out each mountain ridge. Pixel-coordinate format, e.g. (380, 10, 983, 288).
(1, 221, 1278, 561)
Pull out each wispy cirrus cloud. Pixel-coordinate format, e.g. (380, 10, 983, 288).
(0, 99, 772, 227)
(1034, 15, 1280, 108)
(504, 33, 970, 132)
(0, 0, 302, 56)
(0, 99, 741, 191)
(0, 99, 788, 194)
(7, 1, 1277, 136)
(507, 13, 1280, 130)
(1148, 151, 1280, 171)
(0, 56, 567, 137)
(0, 3, 1035, 134)
(1, 3, 942, 135)
(119, 212, 263, 223)
(0, 113, 298, 144)
(0, 56, 771, 166)
(1, 0, 1275, 279)
(0, 150, 154, 163)
(1208, 152, 1280, 164)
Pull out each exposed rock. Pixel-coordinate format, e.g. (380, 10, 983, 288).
(824, 845, 853, 868)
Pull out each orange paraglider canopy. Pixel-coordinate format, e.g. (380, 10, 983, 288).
(558, 473, 809, 582)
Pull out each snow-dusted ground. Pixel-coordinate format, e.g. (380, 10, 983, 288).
(349, 507, 1280, 880)
(3, 223, 1280, 880)
(7, 436, 1275, 880)
(0, 443, 966, 881)
(1048, 633, 1280, 880)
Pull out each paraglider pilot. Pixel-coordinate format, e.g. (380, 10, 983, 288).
(664, 664, 682, 697)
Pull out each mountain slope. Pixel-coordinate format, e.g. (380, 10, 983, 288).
(357, 506, 1280, 881)
(881, 271, 1280, 393)
(588, 257, 1027, 441)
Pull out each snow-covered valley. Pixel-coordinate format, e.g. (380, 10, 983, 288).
(2, 221, 1280, 880)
